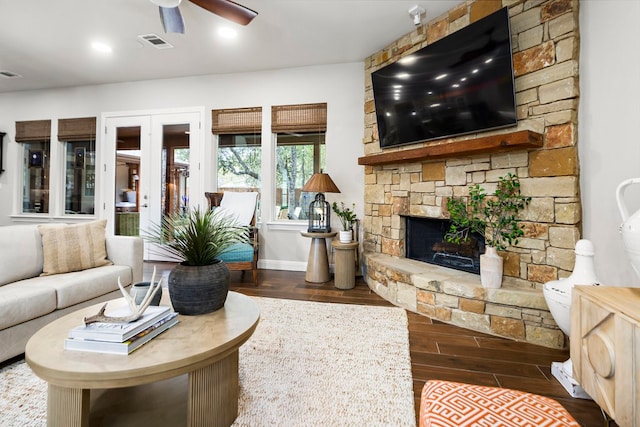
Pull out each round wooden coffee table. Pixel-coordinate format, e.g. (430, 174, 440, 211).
(25, 291, 260, 427)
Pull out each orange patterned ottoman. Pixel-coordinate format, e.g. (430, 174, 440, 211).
(419, 380, 579, 427)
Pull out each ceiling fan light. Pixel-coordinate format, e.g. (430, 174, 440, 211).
(150, 0, 181, 7)
(218, 27, 237, 39)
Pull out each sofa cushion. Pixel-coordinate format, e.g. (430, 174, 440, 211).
(38, 220, 112, 276)
(27, 264, 132, 309)
(0, 282, 57, 330)
(0, 225, 44, 287)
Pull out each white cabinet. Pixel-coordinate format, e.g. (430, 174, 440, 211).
(571, 286, 640, 426)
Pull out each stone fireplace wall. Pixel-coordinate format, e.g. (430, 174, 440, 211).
(360, 0, 580, 348)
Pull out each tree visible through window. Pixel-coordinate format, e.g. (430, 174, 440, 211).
(275, 132, 325, 220)
(217, 134, 261, 192)
(212, 107, 262, 212)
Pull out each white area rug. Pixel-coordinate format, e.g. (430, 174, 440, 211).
(0, 297, 415, 427)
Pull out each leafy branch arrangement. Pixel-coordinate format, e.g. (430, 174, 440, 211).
(445, 173, 531, 251)
(332, 202, 358, 231)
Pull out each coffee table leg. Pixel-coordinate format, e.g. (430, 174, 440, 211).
(188, 350, 239, 427)
(47, 384, 90, 427)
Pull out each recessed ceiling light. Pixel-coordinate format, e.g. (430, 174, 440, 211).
(91, 42, 112, 53)
(218, 27, 237, 39)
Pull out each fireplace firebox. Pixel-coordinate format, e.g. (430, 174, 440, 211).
(404, 216, 485, 274)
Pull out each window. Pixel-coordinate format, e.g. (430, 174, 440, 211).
(212, 107, 262, 217)
(16, 120, 51, 214)
(272, 103, 327, 221)
(217, 134, 261, 192)
(59, 117, 97, 215)
(23, 141, 50, 213)
(16, 118, 97, 216)
(275, 132, 325, 220)
(63, 142, 95, 214)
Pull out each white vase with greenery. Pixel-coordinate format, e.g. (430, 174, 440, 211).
(445, 173, 531, 288)
(332, 202, 357, 243)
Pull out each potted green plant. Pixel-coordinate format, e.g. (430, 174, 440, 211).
(445, 173, 531, 288)
(145, 208, 250, 315)
(332, 202, 358, 243)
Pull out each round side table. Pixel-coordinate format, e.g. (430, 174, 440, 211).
(331, 241, 359, 289)
(300, 231, 337, 283)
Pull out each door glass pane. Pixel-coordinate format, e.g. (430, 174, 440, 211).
(162, 124, 190, 219)
(64, 140, 95, 214)
(275, 132, 325, 220)
(115, 126, 141, 236)
(22, 141, 50, 213)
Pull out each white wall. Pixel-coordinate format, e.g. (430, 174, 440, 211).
(0, 62, 365, 271)
(580, 1, 640, 286)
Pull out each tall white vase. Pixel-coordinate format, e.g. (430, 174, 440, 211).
(480, 246, 503, 288)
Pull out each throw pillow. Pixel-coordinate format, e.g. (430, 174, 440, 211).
(38, 219, 112, 276)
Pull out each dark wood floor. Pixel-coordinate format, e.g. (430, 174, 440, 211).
(146, 263, 614, 427)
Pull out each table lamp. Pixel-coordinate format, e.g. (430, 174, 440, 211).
(302, 171, 340, 232)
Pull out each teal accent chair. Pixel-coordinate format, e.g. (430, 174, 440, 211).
(205, 191, 259, 286)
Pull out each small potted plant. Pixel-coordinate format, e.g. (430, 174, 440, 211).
(445, 173, 531, 288)
(332, 202, 358, 243)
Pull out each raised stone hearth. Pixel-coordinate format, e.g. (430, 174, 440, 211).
(363, 252, 565, 349)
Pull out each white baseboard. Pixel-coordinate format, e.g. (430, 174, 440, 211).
(258, 259, 306, 272)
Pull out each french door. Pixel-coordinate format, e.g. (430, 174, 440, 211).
(103, 109, 204, 261)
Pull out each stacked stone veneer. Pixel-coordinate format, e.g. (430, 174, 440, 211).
(360, 0, 580, 349)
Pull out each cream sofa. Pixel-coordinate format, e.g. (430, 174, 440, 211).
(0, 223, 143, 363)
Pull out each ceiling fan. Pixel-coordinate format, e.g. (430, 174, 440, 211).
(150, 0, 258, 34)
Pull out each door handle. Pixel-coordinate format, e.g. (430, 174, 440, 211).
(142, 203, 149, 208)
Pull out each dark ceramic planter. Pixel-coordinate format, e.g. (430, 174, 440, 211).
(168, 260, 230, 315)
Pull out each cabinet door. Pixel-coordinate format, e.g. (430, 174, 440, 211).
(573, 291, 636, 426)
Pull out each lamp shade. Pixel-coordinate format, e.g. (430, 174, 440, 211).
(302, 172, 341, 194)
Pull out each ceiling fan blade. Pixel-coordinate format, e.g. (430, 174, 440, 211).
(159, 6, 185, 33)
(189, 0, 258, 26)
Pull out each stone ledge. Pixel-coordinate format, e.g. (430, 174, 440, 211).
(363, 252, 566, 349)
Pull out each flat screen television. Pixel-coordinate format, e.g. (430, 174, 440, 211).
(371, 7, 517, 149)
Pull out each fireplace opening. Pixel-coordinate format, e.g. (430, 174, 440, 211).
(404, 216, 485, 275)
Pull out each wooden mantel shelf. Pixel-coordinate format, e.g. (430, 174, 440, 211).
(358, 130, 543, 166)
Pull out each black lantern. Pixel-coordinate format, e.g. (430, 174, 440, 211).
(302, 172, 341, 233)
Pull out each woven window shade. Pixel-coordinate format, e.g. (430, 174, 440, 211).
(15, 120, 51, 142)
(58, 117, 97, 141)
(271, 103, 327, 133)
(212, 107, 262, 135)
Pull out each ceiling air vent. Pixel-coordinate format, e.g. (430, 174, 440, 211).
(0, 70, 22, 78)
(137, 34, 174, 50)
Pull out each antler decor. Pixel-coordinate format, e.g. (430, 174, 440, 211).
(83, 267, 163, 325)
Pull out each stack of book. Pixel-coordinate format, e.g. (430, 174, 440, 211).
(64, 305, 178, 355)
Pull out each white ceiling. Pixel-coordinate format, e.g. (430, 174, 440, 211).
(0, 0, 463, 94)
